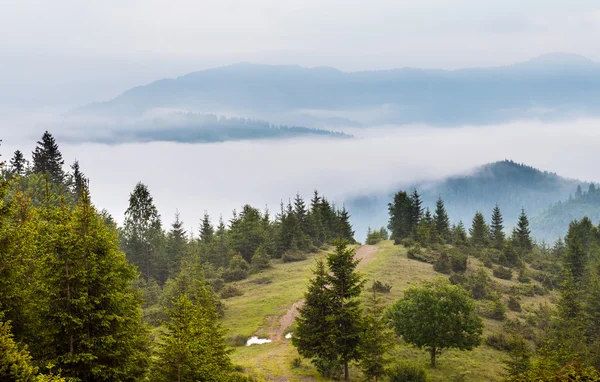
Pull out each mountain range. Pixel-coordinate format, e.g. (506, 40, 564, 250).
(76, 53, 600, 127)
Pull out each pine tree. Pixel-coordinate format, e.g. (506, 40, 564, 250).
(513, 208, 533, 253)
(388, 191, 412, 243)
(155, 274, 232, 381)
(434, 197, 451, 243)
(122, 182, 164, 282)
(165, 212, 188, 279)
(45, 188, 150, 380)
(409, 189, 423, 232)
(358, 289, 395, 381)
(337, 206, 355, 244)
(0, 317, 38, 381)
(70, 160, 85, 202)
(9, 150, 26, 176)
(199, 211, 215, 243)
(294, 193, 310, 238)
(32, 131, 65, 183)
(452, 221, 468, 246)
(490, 204, 505, 249)
(469, 212, 489, 246)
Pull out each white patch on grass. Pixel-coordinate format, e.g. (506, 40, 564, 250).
(246, 336, 272, 346)
(285, 332, 292, 339)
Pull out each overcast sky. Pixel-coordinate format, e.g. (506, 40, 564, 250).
(1, 0, 600, 108)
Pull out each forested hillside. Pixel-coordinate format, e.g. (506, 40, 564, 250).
(532, 184, 600, 242)
(348, 160, 582, 240)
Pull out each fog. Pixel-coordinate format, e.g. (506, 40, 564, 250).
(2, 119, 598, 232)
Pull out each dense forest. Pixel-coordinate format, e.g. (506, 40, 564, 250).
(348, 160, 583, 241)
(68, 113, 349, 144)
(531, 184, 600, 242)
(3, 132, 600, 381)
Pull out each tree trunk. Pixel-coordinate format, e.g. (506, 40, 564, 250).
(66, 262, 73, 355)
(344, 360, 349, 380)
(177, 356, 181, 382)
(430, 348, 436, 368)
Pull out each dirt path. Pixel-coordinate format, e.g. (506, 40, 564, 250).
(270, 244, 378, 341)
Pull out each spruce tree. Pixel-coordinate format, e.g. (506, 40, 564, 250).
(388, 191, 412, 242)
(452, 221, 468, 246)
(155, 273, 232, 381)
(199, 211, 214, 243)
(122, 182, 164, 282)
(70, 160, 85, 202)
(358, 289, 395, 381)
(32, 131, 64, 183)
(294, 241, 364, 380)
(513, 208, 533, 253)
(469, 212, 489, 246)
(434, 197, 451, 243)
(409, 189, 423, 231)
(9, 150, 26, 176)
(336, 206, 355, 244)
(165, 212, 188, 279)
(45, 188, 150, 380)
(490, 204, 505, 249)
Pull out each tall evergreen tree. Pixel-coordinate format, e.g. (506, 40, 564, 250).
(490, 204, 505, 249)
(294, 241, 364, 380)
(388, 191, 412, 243)
(70, 160, 85, 201)
(165, 212, 188, 279)
(32, 131, 64, 183)
(469, 212, 489, 246)
(434, 197, 451, 243)
(513, 208, 533, 253)
(452, 221, 468, 246)
(45, 188, 150, 380)
(121, 182, 164, 282)
(155, 273, 232, 381)
(199, 212, 215, 243)
(409, 189, 423, 231)
(358, 289, 395, 381)
(337, 206, 355, 244)
(9, 150, 26, 176)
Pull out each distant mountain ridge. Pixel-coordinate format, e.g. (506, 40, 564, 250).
(76, 53, 600, 127)
(346, 160, 584, 241)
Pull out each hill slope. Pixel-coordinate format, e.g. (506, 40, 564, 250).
(532, 184, 600, 242)
(347, 160, 583, 241)
(76, 53, 600, 126)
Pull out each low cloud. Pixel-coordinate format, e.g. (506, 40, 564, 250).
(2, 118, 599, 232)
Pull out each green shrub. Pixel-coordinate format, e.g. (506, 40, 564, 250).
(493, 266, 513, 280)
(433, 252, 452, 274)
(507, 296, 522, 312)
(220, 284, 243, 299)
(371, 280, 392, 293)
(250, 247, 271, 273)
(282, 250, 307, 263)
(388, 361, 428, 382)
(479, 299, 506, 321)
(229, 334, 249, 347)
(518, 269, 531, 284)
(533, 284, 547, 296)
(485, 332, 513, 351)
(450, 251, 468, 273)
(407, 245, 434, 263)
(223, 255, 249, 282)
(290, 357, 302, 369)
(312, 358, 343, 379)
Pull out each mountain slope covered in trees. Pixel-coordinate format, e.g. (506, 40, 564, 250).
(347, 160, 584, 240)
(76, 53, 600, 126)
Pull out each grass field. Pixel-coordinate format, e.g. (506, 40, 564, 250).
(225, 241, 553, 381)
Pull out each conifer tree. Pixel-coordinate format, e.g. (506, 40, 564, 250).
(294, 241, 364, 380)
(155, 273, 232, 381)
(0, 317, 38, 381)
(469, 212, 489, 246)
(434, 197, 451, 243)
(9, 150, 26, 176)
(409, 189, 423, 231)
(452, 221, 468, 246)
(294, 193, 310, 237)
(250, 245, 271, 272)
(165, 212, 188, 279)
(122, 182, 164, 282)
(32, 131, 65, 183)
(513, 208, 533, 253)
(564, 222, 587, 283)
(70, 160, 85, 202)
(45, 188, 150, 380)
(490, 204, 505, 249)
(199, 211, 214, 243)
(358, 289, 395, 381)
(337, 206, 355, 244)
(388, 191, 412, 242)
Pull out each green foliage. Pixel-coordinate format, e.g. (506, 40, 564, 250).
(434, 197, 451, 243)
(293, 241, 365, 380)
(371, 280, 392, 294)
(366, 226, 388, 245)
(0, 318, 38, 382)
(222, 255, 249, 282)
(490, 204, 506, 249)
(282, 249, 307, 263)
(31, 131, 65, 184)
(249, 246, 271, 273)
(512, 209, 533, 254)
(508, 296, 522, 312)
(485, 332, 513, 352)
(357, 289, 395, 380)
(387, 361, 428, 382)
(433, 251, 452, 274)
(154, 273, 232, 381)
(478, 298, 507, 321)
(450, 250, 468, 273)
(469, 211, 490, 246)
(503, 333, 532, 378)
(220, 284, 244, 299)
(388, 278, 483, 367)
(494, 266, 513, 280)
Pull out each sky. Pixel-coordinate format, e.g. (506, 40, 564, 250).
(1, 0, 600, 108)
